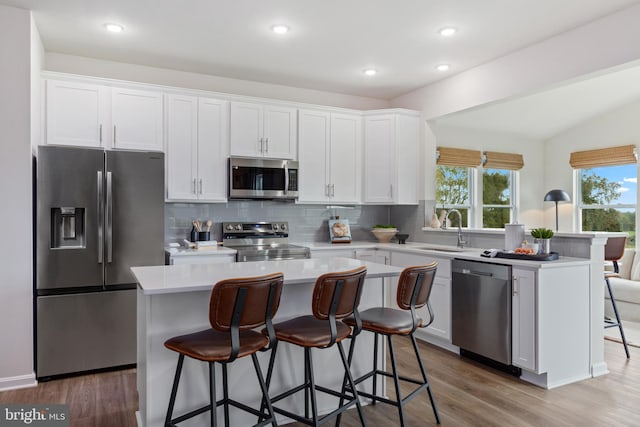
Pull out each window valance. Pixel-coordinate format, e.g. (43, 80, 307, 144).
(436, 147, 482, 168)
(570, 145, 637, 169)
(483, 151, 524, 170)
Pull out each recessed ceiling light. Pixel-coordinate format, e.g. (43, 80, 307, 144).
(104, 23, 124, 33)
(438, 27, 457, 37)
(436, 64, 450, 72)
(271, 24, 290, 34)
(364, 69, 377, 76)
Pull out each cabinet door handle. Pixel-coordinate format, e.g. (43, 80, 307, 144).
(390, 185, 393, 198)
(99, 124, 103, 144)
(199, 179, 203, 194)
(259, 137, 264, 153)
(113, 125, 116, 145)
(192, 178, 197, 194)
(513, 276, 518, 296)
(331, 184, 335, 197)
(265, 137, 269, 153)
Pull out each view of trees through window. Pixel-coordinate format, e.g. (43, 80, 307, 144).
(580, 165, 636, 246)
(483, 169, 511, 228)
(435, 165, 513, 228)
(435, 165, 469, 227)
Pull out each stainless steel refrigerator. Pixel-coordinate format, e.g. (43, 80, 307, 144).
(36, 146, 164, 379)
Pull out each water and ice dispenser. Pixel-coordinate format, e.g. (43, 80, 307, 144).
(51, 207, 85, 248)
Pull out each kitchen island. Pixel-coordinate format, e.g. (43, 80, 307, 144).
(132, 257, 403, 427)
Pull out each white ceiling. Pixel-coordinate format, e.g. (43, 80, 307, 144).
(433, 64, 640, 140)
(2, 0, 639, 101)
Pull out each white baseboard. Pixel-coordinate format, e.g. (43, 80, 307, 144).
(591, 361, 609, 377)
(0, 372, 37, 392)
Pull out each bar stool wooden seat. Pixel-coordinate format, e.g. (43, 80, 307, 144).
(262, 266, 368, 427)
(341, 263, 441, 426)
(604, 236, 630, 359)
(164, 272, 284, 427)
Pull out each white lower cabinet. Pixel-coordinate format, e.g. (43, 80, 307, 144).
(310, 248, 357, 259)
(512, 267, 537, 372)
(166, 252, 235, 265)
(390, 252, 451, 341)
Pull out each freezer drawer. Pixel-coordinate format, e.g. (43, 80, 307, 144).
(36, 290, 136, 378)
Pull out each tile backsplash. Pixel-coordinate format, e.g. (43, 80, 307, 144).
(165, 201, 392, 244)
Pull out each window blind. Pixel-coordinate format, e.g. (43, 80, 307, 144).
(483, 151, 524, 170)
(570, 145, 637, 168)
(436, 147, 482, 167)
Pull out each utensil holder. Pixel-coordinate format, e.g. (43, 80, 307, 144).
(198, 231, 210, 241)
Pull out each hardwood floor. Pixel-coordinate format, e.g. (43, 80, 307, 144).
(1, 339, 638, 426)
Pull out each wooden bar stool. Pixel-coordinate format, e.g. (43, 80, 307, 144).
(340, 263, 441, 426)
(604, 236, 630, 359)
(262, 266, 368, 427)
(164, 272, 284, 427)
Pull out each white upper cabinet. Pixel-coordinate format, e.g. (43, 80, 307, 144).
(166, 94, 228, 202)
(363, 110, 419, 205)
(44, 78, 163, 151)
(111, 87, 164, 151)
(45, 79, 109, 148)
(297, 109, 361, 203)
(230, 102, 297, 159)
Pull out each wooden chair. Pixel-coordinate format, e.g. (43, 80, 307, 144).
(164, 272, 284, 427)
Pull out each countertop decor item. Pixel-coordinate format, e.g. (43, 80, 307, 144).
(504, 223, 525, 251)
(329, 218, 352, 243)
(544, 189, 570, 231)
(372, 225, 398, 243)
(396, 233, 409, 244)
(530, 227, 554, 254)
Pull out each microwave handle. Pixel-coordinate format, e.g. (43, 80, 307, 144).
(284, 163, 289, 194)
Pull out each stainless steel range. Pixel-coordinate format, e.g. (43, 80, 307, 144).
(222, 221, 310, 262)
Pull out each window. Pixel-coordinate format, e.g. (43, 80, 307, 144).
(577, 164, 636, 245)
(482, 168, 515, 228)
(435, 165, 472, 227)
(435, 148, 522, 229)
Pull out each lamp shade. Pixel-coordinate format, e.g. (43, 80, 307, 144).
(544, 189, 570, 202)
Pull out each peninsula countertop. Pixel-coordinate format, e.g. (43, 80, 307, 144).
(132, 257, 404, 295)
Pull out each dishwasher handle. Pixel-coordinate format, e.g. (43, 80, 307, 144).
(459, 268, 494, 277)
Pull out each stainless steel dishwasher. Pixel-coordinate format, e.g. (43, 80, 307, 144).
(452, 259, 519, 374)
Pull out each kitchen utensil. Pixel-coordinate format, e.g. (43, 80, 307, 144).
(205, 220, 212, 232)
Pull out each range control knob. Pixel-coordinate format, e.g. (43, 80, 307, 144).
(280, 223, 287, 230)
(226, 224, 234, 231)
(235, 224, 242, 231)
(273, 224, 280, 230)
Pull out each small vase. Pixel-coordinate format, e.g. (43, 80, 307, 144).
(430, 212, 441, 228)
(535, 238, 551, 254)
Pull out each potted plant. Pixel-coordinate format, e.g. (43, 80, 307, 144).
(372, 224, 398, 243)
(530, 227, 554, 254)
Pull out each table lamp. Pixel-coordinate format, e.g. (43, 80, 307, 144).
(544, 189, 570, 231)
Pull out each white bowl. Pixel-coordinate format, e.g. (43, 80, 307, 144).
(523, 243, 540, 254)
(371, 228, 398, 243)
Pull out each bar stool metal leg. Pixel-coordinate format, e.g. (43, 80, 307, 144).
(337, 341, 368, 427)
(605, 277, 630, 359)
(387, 335, 406, 426)
(410, 335, 440, 423)
(165, 354, 185, 427)
(209, 362, 217, 427)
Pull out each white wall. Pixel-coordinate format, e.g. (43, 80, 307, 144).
(391, 3, 640, 119)
(0, 5, 38, 390)
(431, 126, 545, 228)
(45, 53, 389, 111)
(544, 100, 640, 232)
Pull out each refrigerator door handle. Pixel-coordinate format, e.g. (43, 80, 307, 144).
(106, 171, 113, 263)
(97, 171, 104, 264)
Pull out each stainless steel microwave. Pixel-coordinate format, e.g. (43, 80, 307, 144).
(229, 157, 299, 200)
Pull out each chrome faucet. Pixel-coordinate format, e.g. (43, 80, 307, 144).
(442, 209, 467, 248)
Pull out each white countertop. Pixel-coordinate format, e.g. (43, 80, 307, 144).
(133, 257, 403, 295)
